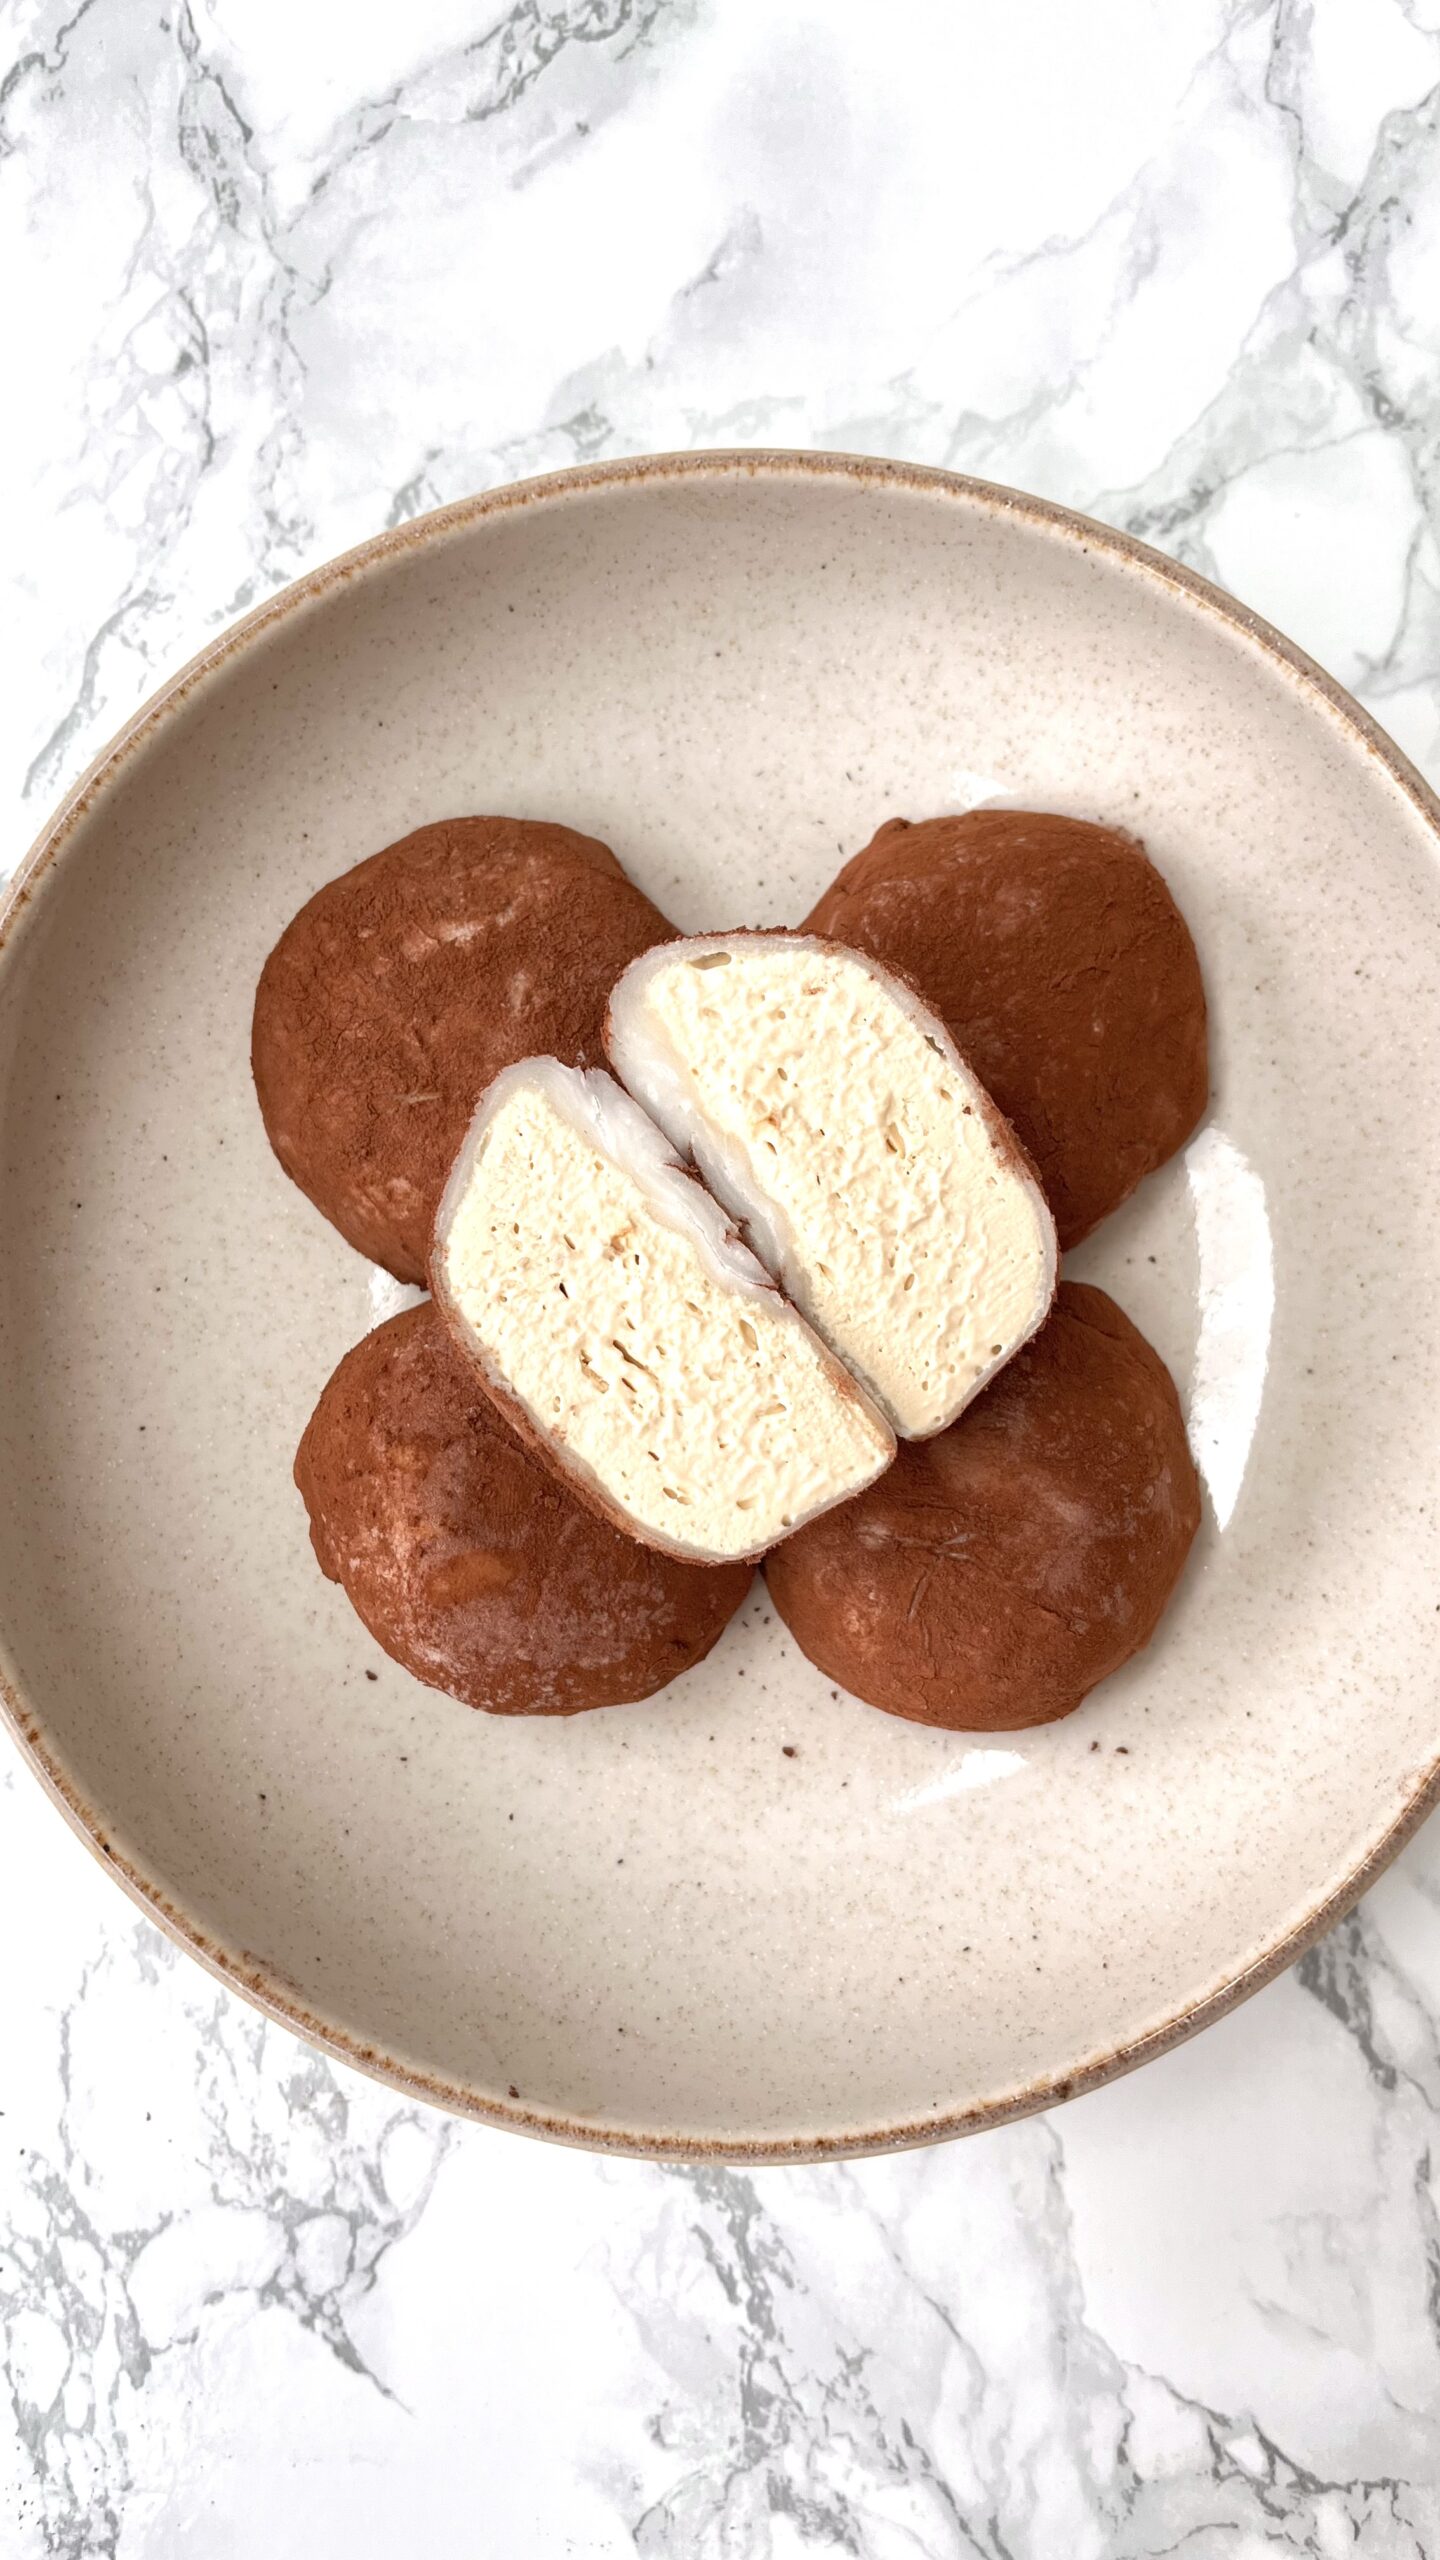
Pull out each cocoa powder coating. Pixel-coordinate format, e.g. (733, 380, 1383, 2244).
(295, 1302, 754, 1715)
(804, 810, 1208, 1248)
(765, 1282, 1201, 1731)
(253, 816, 673, 1281)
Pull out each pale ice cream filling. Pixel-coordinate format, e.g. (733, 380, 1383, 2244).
(607, 936, 1057, 1438)
(431, 1059, 894, 1562)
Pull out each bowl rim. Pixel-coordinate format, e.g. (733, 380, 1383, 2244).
(3, 445, 1439, 2164)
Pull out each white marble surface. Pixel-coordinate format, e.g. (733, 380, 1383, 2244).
(3, 0, 1440, 2548)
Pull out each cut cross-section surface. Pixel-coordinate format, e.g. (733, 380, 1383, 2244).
(607, 933, 1057, 1438)
(430, 1059, 895, 1563)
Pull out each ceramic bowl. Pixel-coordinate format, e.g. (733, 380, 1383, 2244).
(2, 454, 1438, 2161)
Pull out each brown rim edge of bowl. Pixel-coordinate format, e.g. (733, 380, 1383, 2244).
(3, 447, 1440, 2166)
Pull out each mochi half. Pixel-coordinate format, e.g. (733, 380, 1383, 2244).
(607, 932, 1057, 1439)
(430, 1058, 895, 1564)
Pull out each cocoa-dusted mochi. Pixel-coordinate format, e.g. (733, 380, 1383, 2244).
(295, 1302, 753, 1716)
(253, 816, 672, 1282)
(804, 811, 1207, 1248)
(765, 1282, 1200, 1731)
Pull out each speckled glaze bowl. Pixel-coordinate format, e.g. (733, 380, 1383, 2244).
(2, 455, 1438, 2162)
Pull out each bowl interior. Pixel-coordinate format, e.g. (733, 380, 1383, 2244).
(2, 459, 1439, 2156)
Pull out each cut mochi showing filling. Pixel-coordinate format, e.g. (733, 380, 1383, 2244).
(606, 933, 1058, 1439)
(430, 1058, 895, 1563)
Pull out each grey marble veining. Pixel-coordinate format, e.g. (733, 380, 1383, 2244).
(4, 0, 1440, 2550)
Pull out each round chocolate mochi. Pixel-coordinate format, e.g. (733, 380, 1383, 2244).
(765, 1282, 1200, 1731)
(296, 1302, 754, 1716)
(254, 815, 673, 1281)
(805, 809, 1207, 1248)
